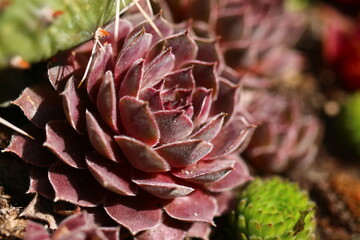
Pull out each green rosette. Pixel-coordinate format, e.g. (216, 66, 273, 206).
(230, 177, 316, 240)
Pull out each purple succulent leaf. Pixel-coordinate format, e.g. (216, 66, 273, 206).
(214, 191, 236, 217)
(171, 159, 235, 184)
(142, 48, 175, 87)
(176, 104, 194, 119)
(85, 207, 119, 227)
(156, 140, 213, 168)
(119, 96, 160, 146)
(44, 120, 91, 169)
(163, 67, 195, 89)
(114, 29, 152, 80)
(131, 171, 194, 199)
(195, 38, 224, 72)
(186, 222, 211, 240)
(24, 221, 50, 240)
(147, 31, 198, 68)
(188, 61, 218, 98)
(85, 110, 122, 162)
(48, 161, 104, 207)
(28, 167, 55, 199)
(163, 190, 217, 225)
(102, 18, 133, 51)
(86, 153, 138, 196)
(5, 128, 55, 167)
(86, 44, 115, 104)
(161, 88, 192, 108)
(131, 13, 174, 46)
(56, 211, 93, 232)
(206, 114, 253, 159)
(293, 116, 319, 156)
(56, 229, 106, 240)
(135, 217, 189, 240)
(61, 76, 87, 134)
(191, 113, 225, 142)
(114, 135, 170, 172)
(120, 59, 144, 98)
(139, 87, 163, 111)
(206, 156, 252, 192)
(104, 192, 162, 235)
(153, 110, 193, 144)
(151, 79, 165, 90)
(101, 227, 121, 240)
(210, 78, 239, 123)
(97, 70, 119, 133)
(48, 50, 84, 92)
(214, 5, 246, 43)
(192, 87, 213, 127)
(13, 84, 64, 128)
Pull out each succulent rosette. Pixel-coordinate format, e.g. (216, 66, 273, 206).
(160, 0, 305, 86)
(230, 177, 316, 240)
(6, 12, 254, 239)
(25, 212, 120, 240)
(244, 91, 319, 173)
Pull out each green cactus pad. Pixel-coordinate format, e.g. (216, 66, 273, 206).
(336, 92, 360, 156)
(230, 177, 316, 240)
(0, 0, 131, 68)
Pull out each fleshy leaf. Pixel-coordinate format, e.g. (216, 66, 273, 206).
(214, 191, 236, 217)
(210, 79, 239, 122)
(196, 38, 224, 72)
(44, 120, 90, 169)
(153, 110, 193, 144)
(24, 221, 50, 240)
(104, 192, 162, 235)
(206, 157, 252, 192)
(189, 61, 218, 98)
(206, 114, 252, 159)
(49, 161, 104, 207)
(61, 76, 87, 133)
(28, 167, 55, 199)
(13, 84, 64, 128)
(135, 217, 189, 240)
(87, 44, 115, 104)
(55, 211, 92, 232)
(114, 135, 170, 172)
(86, 153, 137, 196)
(5, 129, 55, 167)
(148, 31, 198, 68)
(86, 110, 121, 162)
(142, 48, 175, 87)
(171, 159, 235, 184)
(97, 70, 119, 133)
(0, 0, 132, 68)
(156, 140, 213, 168)
(101, 227, 121, 240)
(120, 59, 144, 98)
(164, 190, 217, 225)
(114, 29, 152, 80)
(163, 67, 195, 89)
(131, 172, 194, 199)
(192, 87, 213, 127)
(191, 113, 225, 142)
(139, 87, 163, 111)
(131, 13, 174, 46)
(119, 96, 160, 146)
(186, 222, 211, 240)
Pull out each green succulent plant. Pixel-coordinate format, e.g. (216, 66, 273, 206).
(336, 92, 360, 156)
(230, 177, 316, 240)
